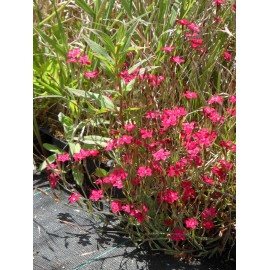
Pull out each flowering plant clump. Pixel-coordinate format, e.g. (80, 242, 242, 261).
(34, 0, 236, 260)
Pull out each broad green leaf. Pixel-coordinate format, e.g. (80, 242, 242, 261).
(83, 36, 113, 62)
(43, 143, 63, 154)
(39, 154, 57, 171)
(58, 112, 74, 142)
(75, 135, 110, 147)
(95, 168, 109, 177)
(72, 166, 84, 186)
(68, 142, 81, 156)
(68, 88, 116, 111)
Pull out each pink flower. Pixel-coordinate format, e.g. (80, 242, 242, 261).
(123, 154, 133, 165)
(190, 38, 203, 48)
(158, 189, 179, 204)
(111, 201, 122, 213)
(164, 220, 174, 226)
(87, 149, 99, 157)
(46, 163, 58, 171)
(140, 129, 153, 139)
(176, 19, 190, 25)
(170, 228, 186, 241)
(121, 204, 132, 213)
(117, 135, 133, 145)
(203, 106, 216, 115)
(48, 173, 60, 189)
(152, 148, 171, 161)
(202, 175, 214, 185)
(214, 0, 226, 5)
(105, 139, 117, 150)
(202, 220, 215, 230)
(201, 207, 217, 219)
(124, 123, 136, 132)
(182, 187, 195, 201)
(67, 48, 81, 58)
(73, 149, 99, 161)
(145, 111, 160, 119)
(89, 190, 104, 201)
(68, 193, 81, 204)
(171, 56, 185, 64)
(208, 95, 224, 105)
(67, 58, 77, 63)
(232, 4, 236, 11)
(56, 152, 71, 162)
(185, 217, 199, 229)
(187, 23, 200, 32)
(183, 91, 198, 99)
(137, 166, 152, 177)
(226, 108, 236, 116)
(84, 70, 99, 78)
(229, 95, 236, 103)
(223, 51, 232, 61)
(161, 46, 175, 52)
(78, 55, 91, 65)
(185, 33, 198, 38)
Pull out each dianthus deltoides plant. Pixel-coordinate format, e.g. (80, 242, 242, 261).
(38, 0, 236, 260)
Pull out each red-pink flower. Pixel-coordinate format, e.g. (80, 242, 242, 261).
(111, 201, 122, 213)
(48, 173, 60, 189)
(67, 48, 81, 58)
(67, 58, 77, 63)
(121, 204, 132, 213)
(117, 135, 133, 145)
(223, 51, 232, 61)
(84, 70, 99, 79)
(56, 152, 71, 162)
(229, 95, 236, 103)
(158, 189, 179, 204)
(169, 228, 186, 241)
(88, 149, 99, 157)
(171, 56, 185, 64)
(124, 123, 136, 132)
(140, 129, 153, 139)
(208, 95, 224, 105)
(226, 108, 236, 116)
(214, 0, 226, 5)
(78, 55, 91, 65)
(182, 188, 195, 201)
(89, 190, 104, 201)
(105, 139, 117, 150)
(202, 220, 215, 230)
(183, 91, 198, 99)
(185, 217, 199, 229)
(152, 148, 171, 161)
(137, 166, 152, 177)
(201, 207, 217, 219)
(202, 175, 214, 185)
(190, 38, 203, 48)
(145, 110, 160, 119)
(176, 19, 190, 25)
(161, 46, 175, 52)
(185, 33, 198, 38)
(68, 193, 81, 204)
(187, 23, 200, 32)
(46, 163, 58, 171)
(73, 149, 99, 161)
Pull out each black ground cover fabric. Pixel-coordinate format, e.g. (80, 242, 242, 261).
(33, 173, 235, 270)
